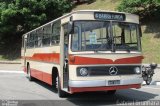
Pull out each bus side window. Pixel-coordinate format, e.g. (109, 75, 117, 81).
(63, 23, 69, 57)
(37, 28, 43, 47)
(38, 35, 42, 47)
(42, 25, 52, 46)
(51, 21, 60, 45)
(29, 32, 35, 48)
(72, 27, 79, 51)
(35, 32, 38, 47)
(63, 23, 69, 44)
(26, 34, 30, 48)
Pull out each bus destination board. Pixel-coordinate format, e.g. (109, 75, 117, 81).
(94, 12, 126, 21)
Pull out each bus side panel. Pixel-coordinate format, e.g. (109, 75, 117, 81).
(31, 67, 53, 85)
(28, 60, 60, 85)
(42, 72, 52, 85)
(24, 43, 61, 85)
(31, 68, 43, 81)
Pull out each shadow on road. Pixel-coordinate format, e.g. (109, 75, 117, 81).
(33, 78, 158, 105)
(66, 89, 158, 105)
(32, 78, 58, 94)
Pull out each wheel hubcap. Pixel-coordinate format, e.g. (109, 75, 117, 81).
(56, 77, 58, 89)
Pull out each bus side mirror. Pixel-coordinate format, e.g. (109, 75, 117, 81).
(68, 21, 73, 34)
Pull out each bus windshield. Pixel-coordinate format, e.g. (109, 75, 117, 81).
(71, 21, 141, 52)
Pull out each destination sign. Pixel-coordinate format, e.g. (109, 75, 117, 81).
(94, 12, 126, 21)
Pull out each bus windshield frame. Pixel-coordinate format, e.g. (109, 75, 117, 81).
(71, 20, 141, 52)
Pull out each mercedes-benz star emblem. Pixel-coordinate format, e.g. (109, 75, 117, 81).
(109, 66, 118, 75)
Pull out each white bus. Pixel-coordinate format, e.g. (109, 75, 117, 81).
(21, 10, 144, 97)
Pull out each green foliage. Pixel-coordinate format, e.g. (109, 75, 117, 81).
(117, 0, 160, 20)
(0, 0, 72, 33)
(0, 0, 72, 60)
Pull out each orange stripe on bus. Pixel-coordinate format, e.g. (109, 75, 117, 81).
(23, 53, 60, 64)
(22, 53, 143, 65)
(69, 55, 143, 65)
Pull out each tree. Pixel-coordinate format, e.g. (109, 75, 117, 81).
(0, 0, 72, 59)
(117, 0, 160, 20)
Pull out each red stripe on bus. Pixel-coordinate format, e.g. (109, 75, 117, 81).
(70, 84, 141, 93)
(31, 68, 52, 85)
(22, 53, 143, 65)
(69, 56, 143, 65)
(24, 53, 60, 64)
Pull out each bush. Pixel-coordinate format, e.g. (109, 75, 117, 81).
(117, 0, 160, 21)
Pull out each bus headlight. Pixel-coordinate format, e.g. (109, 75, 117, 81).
(134, 67, 141, 74)
(79, 68, 88, 76)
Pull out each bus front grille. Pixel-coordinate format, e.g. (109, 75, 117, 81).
(77, 65, 141, 76)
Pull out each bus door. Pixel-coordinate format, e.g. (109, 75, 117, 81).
(60, 24, 69, 89)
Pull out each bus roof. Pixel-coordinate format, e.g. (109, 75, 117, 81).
(23, 10, 139, 36)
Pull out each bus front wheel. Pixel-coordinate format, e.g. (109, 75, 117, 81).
(56, 75, 68, 98)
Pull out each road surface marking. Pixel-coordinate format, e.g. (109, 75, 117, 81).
(0, 70, 24, 73)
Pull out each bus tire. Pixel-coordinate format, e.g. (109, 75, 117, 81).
(107, 90, 116, 95)
(56, 75, 68, 98)
(27, 64, 34, 81)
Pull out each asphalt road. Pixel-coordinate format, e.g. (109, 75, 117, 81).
(0, 71, 160, 106)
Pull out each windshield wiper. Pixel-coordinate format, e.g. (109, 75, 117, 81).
(117, 44, 130, 52)
(113, 44, 131, 52)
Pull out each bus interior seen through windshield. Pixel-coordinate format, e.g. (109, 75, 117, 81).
(71, 21, 141, 52)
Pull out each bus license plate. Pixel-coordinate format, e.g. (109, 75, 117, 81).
(108, 80, 120, 85)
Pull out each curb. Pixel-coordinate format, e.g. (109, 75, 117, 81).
(0, 70, 23, 73)
(0, 61, 21, 64)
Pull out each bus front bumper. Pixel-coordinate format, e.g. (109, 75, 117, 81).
(69, 78, 143, 93)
